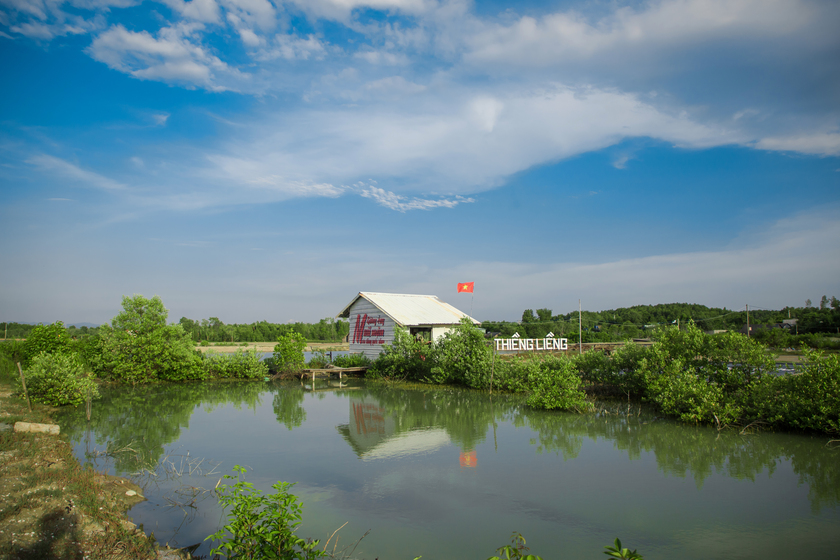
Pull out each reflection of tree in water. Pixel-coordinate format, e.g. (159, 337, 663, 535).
(515, 404, 840, 512)
(272, 383, 306, 430)
(57, 381, 267, 474)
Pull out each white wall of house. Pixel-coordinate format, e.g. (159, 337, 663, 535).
(431, 326, 455, 341)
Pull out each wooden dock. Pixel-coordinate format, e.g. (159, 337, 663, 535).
(268, 366, 368, 381)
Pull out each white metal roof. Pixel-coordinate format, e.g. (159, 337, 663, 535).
(336, 292, 479, 326)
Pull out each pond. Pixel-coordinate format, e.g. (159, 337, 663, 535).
(54, 380, 840, 559)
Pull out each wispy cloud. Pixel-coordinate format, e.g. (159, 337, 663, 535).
(26, 154, 127, 191)
(360, 185, 474, 212)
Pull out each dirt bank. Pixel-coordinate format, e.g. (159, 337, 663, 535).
(0, 383, 180, 560)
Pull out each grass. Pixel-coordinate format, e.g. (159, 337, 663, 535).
(0, 381, 157, 560)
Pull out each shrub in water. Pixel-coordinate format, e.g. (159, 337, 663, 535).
(526, 356, 590, 412)
(429, 317, 491, 388)
(332, 353, 372, 368)
(204, 348, 268, 379)
(274, 332, 307, 374)
(22, 352, 99, 407)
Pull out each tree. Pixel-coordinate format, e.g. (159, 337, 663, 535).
(22, 321, 71, 365)
(820, 295, 828, 310)
(100, 295, 203, 383)
(521, 309, 536, 323)
(806, 299, 812, 308)
(536, 308, 552, 322)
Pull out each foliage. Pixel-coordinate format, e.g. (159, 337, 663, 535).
(525, 356, 590, 412)
(274, 332, 307, 374)
(491, 356, 542, 393)
(99, 295, 204, 383)
(331, 353, 372, 368)
(604, 538, 644, 560)
(21, 352, 99, 407)
(368, 326, 432, 380)
(428, 317, 491, 387)
(0, 339, 26, 382)
(751, 350, 840, 433)
(204, 348, 269, 379)
(69, 334, 106, 376)
(22, 322, 71, 366)
(487, 532, 543, 560)
(207, 465, 326, 560)
(179, 316, 349, 343)
(482, 298, 840, 341)
(307, 349, 331, 369)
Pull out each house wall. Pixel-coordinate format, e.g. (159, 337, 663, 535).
(431, 326, 455, 341)
(348, 298, 398, 360)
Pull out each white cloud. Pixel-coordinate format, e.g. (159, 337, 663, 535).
(354, 48, 409, 65)
(364, 75, 426, 95)
(288, 0, 432, 21)
(27, 154, 127, 191)
(160, 0, 221, 24)
(465, 0, 822, 67)
(359, 185, 473, 211)
(255, 33, 327, 61)
(87, 23, 248, 91)
(209, 83, 737, 197)
(756, 131, 840, 156)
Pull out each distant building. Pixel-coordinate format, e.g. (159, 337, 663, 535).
(336, 292, 479, 359)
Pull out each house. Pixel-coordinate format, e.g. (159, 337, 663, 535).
(336, 292, 480, 359)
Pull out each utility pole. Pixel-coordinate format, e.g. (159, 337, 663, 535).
(746, 304, 750, 338)
(578, 299, 582, 355)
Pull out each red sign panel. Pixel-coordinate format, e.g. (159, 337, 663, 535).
(353, 314, 386, 345)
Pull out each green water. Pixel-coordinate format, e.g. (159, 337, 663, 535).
(54, 379, 840, 559)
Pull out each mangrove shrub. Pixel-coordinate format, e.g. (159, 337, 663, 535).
(99, 295, 204, 383)
(22, 352, 99, 407)
(204, 348, 268, 379)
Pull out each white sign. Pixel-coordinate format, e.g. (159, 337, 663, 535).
(495, 336, 568, 351)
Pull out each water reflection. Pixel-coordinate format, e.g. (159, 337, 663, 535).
(52, 380, 840, 559)
(337, 394, 451, 461)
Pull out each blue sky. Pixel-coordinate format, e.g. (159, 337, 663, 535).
(1, 0, 839, 325)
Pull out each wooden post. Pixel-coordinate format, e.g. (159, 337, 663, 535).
(17, 362, 32, 413)
(579, 299, 582, 355)
(746, 304, 750, 338)
(490, 342, 495, 395)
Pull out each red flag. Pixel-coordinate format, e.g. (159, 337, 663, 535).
(457, 282, 474, 293)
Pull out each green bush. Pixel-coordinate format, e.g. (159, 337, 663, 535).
(21, 352, 99, 407)
(207, 465, 326, 560)
(331, 353, 372, 368)
(525, 356, 590, 412)
(572, 349, 613, 385)
(429, 317, 491, 388)
(204, 349, 268, 379)
(753, 350, 840, 433)
(368, 327, 432, 380)
(307, 349, 330, 369)
(491, 356, 540, 393)
(274, 332, 307, 374)
(23, 322, 71, 366)
(0, 339, 26, 382)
